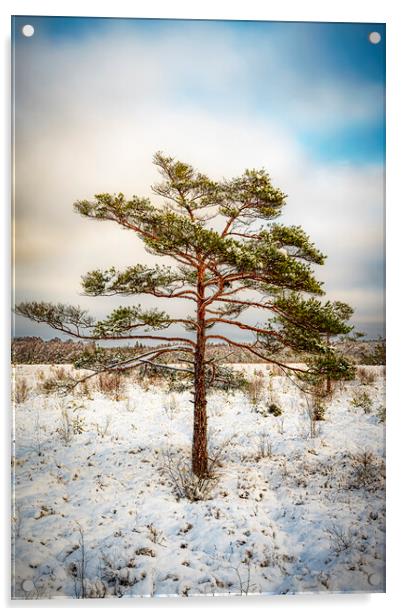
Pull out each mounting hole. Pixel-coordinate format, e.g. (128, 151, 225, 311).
(22, 579, 35, 592)
(22, 24, 35, 37)
(369, 31, 381, 44)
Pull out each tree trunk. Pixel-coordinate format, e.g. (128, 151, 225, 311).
(325, 334, 332, 395)
(192, 266, 208, 478)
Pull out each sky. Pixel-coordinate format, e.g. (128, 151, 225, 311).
(12, 16, 385, 341)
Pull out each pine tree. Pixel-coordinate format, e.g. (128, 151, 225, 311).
(16, 153, 355, 477)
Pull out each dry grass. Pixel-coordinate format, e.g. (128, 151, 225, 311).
(13, 377, 29, 404)
(97, 372, 126, 401)
(38, 378, 59, 395)
(247, 370, 266, 406)
(53, 366, 69, 380)
(356, 367, 376, 386)
(78, 379, 94, 398)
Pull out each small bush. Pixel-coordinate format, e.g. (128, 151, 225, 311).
(348, 449, 385, 491)
(14, 378, 29, 403)
(350, 391, 372, 414)
(267, 402, 282, 417)
(254, 401, 283, 418)
(313, 402, 326, 421)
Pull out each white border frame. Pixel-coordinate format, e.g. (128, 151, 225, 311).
(2, 1, 400, 614)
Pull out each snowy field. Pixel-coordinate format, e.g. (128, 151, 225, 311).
(11, 364, 385, 599)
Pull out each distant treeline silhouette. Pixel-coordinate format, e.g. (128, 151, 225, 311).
(12, 336, 384, 366)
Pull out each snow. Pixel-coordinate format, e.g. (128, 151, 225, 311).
(11, 364, 385, 598)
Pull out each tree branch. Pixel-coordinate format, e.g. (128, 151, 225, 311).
(205, 334, 311, 374)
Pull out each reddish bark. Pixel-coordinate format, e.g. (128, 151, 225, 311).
(192, 265, 208, 477)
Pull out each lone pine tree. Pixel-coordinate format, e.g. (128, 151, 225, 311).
(16, 153, 355, 477)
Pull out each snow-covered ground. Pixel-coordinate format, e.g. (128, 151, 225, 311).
(11, 364, 385, 599)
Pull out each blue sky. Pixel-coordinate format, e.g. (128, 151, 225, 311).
(13, 17, 385, 165)
(12, 17, 385, 339)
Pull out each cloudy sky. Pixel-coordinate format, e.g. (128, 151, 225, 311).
(12, 16, 385, 341)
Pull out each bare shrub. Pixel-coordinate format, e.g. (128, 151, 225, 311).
(208, 432, 237, 470)
(14, 377, 29, 404)
(247, 371, 265, 407)
(325, 524, 356, 555)
(56, 400, 86, 445)
(146, 523, 166, 546)
(96, 415, 112, 438)
(161, 448, 219, 501)
(348, 449, 385, 491)
(97, 372, 125, 401)
(228, 559, 255, 595)
(350, 391, 372, 414)
(357, 366, 376, 385)
(212, 547, 257, 595)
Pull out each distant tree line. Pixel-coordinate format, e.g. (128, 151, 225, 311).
(12, 336, 385, 366)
